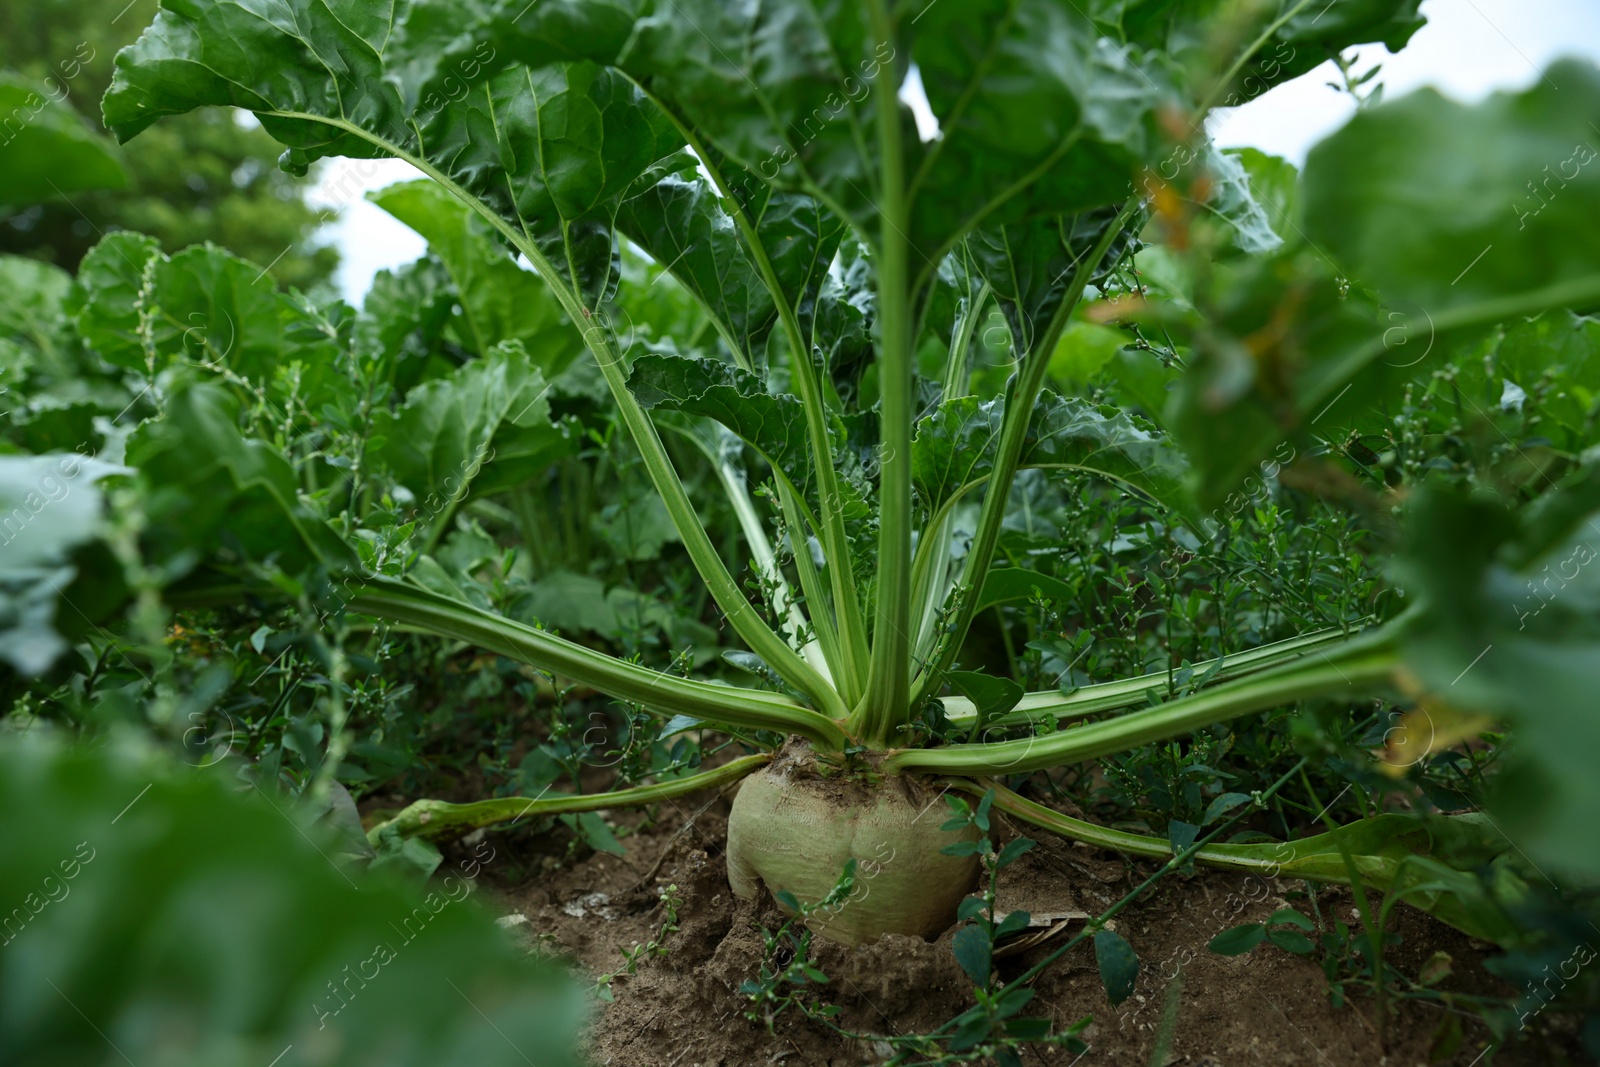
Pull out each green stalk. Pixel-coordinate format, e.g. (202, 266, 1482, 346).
(259, 109, 846, 723)
(1302, 769, 1388, 1046)
(951, 779, 1451, 888)
(671, 420, 834, 682)
(911, 201, 1140, 708)
(368, 753, 771, 842)
(1197, 0, 1318, 116)
(886, 628, 1398, 775)
(856, 0, 914, 745)
(345, 578, 849, 749)
(649, 110, 872, 705)
(939, 627, 1355, 728)
(909, 280, 990, 658)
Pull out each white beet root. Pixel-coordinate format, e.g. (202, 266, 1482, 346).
(726, 755, 980, 946)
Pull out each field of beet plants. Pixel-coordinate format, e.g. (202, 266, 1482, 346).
(2, 0, 1599, 1064)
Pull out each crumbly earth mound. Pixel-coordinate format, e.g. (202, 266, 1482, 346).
(451, 783, 1578, 1067)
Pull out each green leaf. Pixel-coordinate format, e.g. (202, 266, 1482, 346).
(563, 811, 627, 856)
(614, 155, 846, 367)
(0, 72, 126, 206)
(355, 256, 459, 389)
(514, 570, 616, 636)
(972, 567, 1078, 615)
(1171, 64, 1600, 508)
(1265, 928, 1317, 955)
(627, 350, 819, 502)
(909, 6, 1167, 261)
(0, 737, 584, 1066)
(0, 256, 74, 369)
(946, 670, 1024, 729)
(592, 488, 680, 562)
(1201, 792, 1254, 827)
(970, 209, 1135, 354)
(1093, 928, 1139, 1004)
(369, 180, 580, 371)
(1396, 477, 1600, 879)
(1304, 59, 1600, 317)
(104, 9, 683, 309)
(1165, 248, 1384, 508)
(1228, 148, 1300, 241)
(1267, 907, 1315, 932)
(127, 383, 360, 581)
(1194, 144, 1283, 255)
(616, 0, 883, 233)
(952, 923, 993, 986)
(369, 833, 445, 880)
(1494, 310, 1600, 448)
(996, 837, 1035, 870)
(1117, 0, 1425, 95)
(615, 158, 777, 361)
(1207, 923, 1267, 956)
(995, 909, 1032, 939)
(374, 341, 571, 506)
(75, 234, 347, 407)
(913, 390, 1191, 520)
(1048, 320, 1132, 388)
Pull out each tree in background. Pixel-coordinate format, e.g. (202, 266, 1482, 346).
(0, 0, 336, 289)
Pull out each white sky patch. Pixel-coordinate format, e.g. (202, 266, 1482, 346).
(1210, 0, 1600, 162)
(305, 156, 427, 304)
(900, 64, 941, 142)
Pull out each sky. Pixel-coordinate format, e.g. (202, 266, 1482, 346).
(310, 0, 1600, 305)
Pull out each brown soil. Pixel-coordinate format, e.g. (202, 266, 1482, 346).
(450, 781, 1583, 1067)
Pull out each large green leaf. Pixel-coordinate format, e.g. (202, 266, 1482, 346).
(0, 256, 74, 366)
(1113, 0, 1425, 94)
(1170, 62, 1600, 508)
(627, 350, 816, 503)
(908, 1, 1167, 260)
(615, 0, 883, 233)
(127, 383, 359, 582)
(1495, 311, 1600, 448)
(912, 390, 1190, 519)
(0, 737, 584, 1067)
(1165, 250, 1384, 508)
(0, 72, 126, 207)
(368, 180, 579, 371)
(1396, 475, 1600, 880)
(74, 233, 346, 407)
(104, 8, 682, 308)
(353, 255, 459, 393)
(614, 152, 847, 368)
(613, 157, 780, 361)
(970, 208, 1136, 353)
(373, 341, 573, 506)
(1304, 59, 1600, 317)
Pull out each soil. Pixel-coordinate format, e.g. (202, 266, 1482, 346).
(442, 779, 1585, 1067)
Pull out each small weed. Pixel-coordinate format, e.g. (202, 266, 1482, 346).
(594, 883, 683, 1002)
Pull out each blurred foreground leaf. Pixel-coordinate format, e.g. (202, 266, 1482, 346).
(0, 736, 585, 1067)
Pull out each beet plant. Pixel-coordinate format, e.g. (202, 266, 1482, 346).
(79, 0, 1600, 945)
